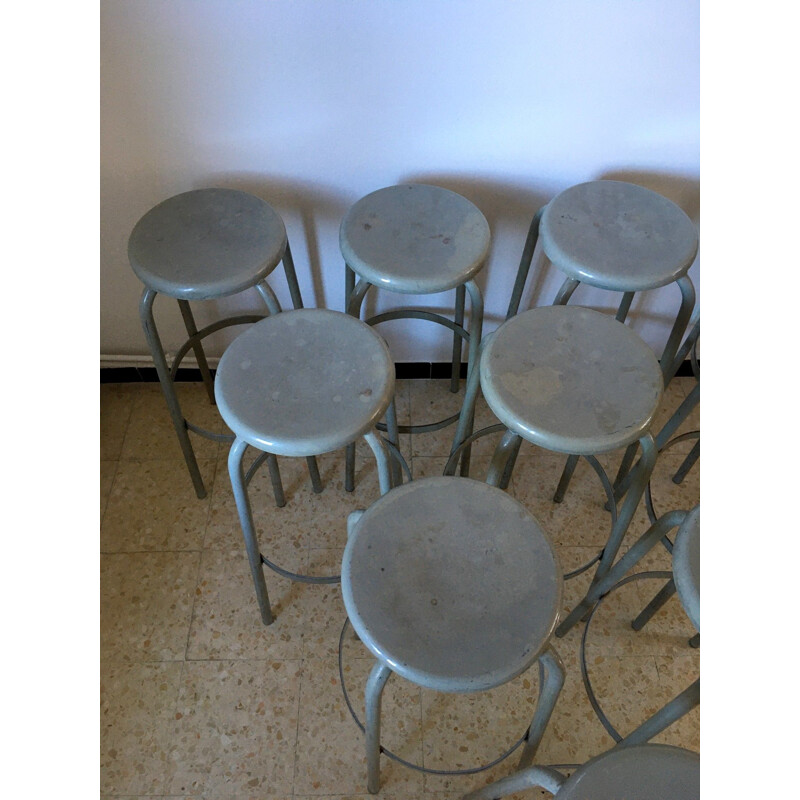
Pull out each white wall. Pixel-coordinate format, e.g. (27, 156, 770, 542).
(101, 0, 699, 365)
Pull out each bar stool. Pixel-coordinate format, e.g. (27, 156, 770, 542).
(213, 308, 397, 626)
(341, 476, 565, 794)
(341, 183, 490, 485)
(463, 743, 699, 800)
(504, 179, 697, 499)
(129, 187, 313, 499)
(447, 305, 663, 637)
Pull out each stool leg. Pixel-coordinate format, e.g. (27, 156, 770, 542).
(517, 646, 565, 769)
(496, 434, 523, 491)
(689, 633, 700, 648)
(552, 276, 580, 306)
(451, 284, 466, 393)
(306, 456, 324, 494)
(177, 299, 216, 404)
(459, 279, 485, 477)
(487, 429, 522, 488)
(659, 275, 696, 387)
(556, 433, 657, 638)
(139, 288, 207, 499)
(557, 510, 687, 637)
(228, 437, 274, 625)
(365, 661, 392, 794)
(673, 440, 700, 485)
(345, 277, 374, 492)
(506, 207, 544, 320)
(463, 766, 566, 800)
(281, 240, 305, 310)
(446, 337, 485, 477)
(265, 452, 286, 508)
(618, 678, 700, 747)
(615, 291, 635, 323)
(384, 400, 402, 487)
(553, 454, 580, 503)
(363, 429, 394, 495)
(256, 280, 282, 315)
(631, 578, 677, 631)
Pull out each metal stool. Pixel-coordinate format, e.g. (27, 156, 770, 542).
(341, 183, 490, 485)
(463, 743, 699, 800)
(341, 476, 565, 794)
(129, 187, 311, 499)
(448, 305, 663, 637)
(214, 308, 398, 626)
(566, 506, 700, 748)
(505, 180, 697, 501)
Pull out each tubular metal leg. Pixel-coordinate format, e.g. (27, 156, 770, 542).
(140, 287, 207, 499)
(363, 428, 395, 495)
(553, 454, 580, 503)
(673, 440, 700, 485)
(658, 275, 696, 385)
(689, 633, 700, 648)
(631, 579, 677, 632)
(486, 429, 522, 488)
(345, 278, 375, 492)
(506, 207, 544, 320)
(517, 646, 565, 769)
(556, 434, 657, 637)
(463, 765, 566, 800)
(256, 280, 282, 315)
(177, 299, 216, 404)
(557, 510, 687, 636)
(306, 456, 323, 494)
(281, 240, 305, 310)
(446, 339, 485, 477)
(451, 284, 466, 393)
(552, 276, 580, 306)
(228, 437, 274, 625)
(618, 678, 700, 747)
(615, 291, 635, 323)
(384, 400, 402, 488)
(365, 661, 392, 794)
(496, 434, 523, 490)
(457, 280, 485, 477)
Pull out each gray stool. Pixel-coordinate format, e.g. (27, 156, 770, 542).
(567, 506, 700, 744)
(448, 305, 663, 637)
(463, 743, 699, 800)
(129, 187, 309, 499)
(505, 180, 697, 500)
(341, 184, 490, 485)
(341, 476, 565, 793)
(214, 308, 397, 626)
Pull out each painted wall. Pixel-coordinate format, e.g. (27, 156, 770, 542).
(101, 0, 699, 365)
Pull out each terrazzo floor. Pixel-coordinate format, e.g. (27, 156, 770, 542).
(100, 375, 700, 799)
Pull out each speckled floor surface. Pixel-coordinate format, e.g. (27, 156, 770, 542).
(100, 376, 699, 799)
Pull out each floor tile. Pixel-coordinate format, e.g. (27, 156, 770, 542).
(166, 659, 303, 796)
(120, 382, 224, 463)
(100, 661, 182, 795)
(186, 548, 308, 661)
(101, 460, 118, 521)
(101, 383, 136, 461)
(101, 552, 201, 663)
(294, 652, 424, 795)
(101, 458, 215, 552)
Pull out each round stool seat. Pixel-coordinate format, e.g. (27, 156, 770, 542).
(673, 505, 700, 631)
(557, 744, 699, 799)
(340, 184, 490, 294)
(128, 188, 288, 300)
(342, 476, 562, 693)
(540, 180, 698, 293)
(481, 305, 663, 454)
(214, 309, 394, 457)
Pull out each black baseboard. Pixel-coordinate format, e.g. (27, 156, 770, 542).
(101, 360, 697, 384)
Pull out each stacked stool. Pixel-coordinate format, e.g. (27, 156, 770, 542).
(447, 304, 663, 637)
(213, 308, 398, 626)
(340, 476, 565, 793)
(340, 183, 490, 484)
(463, 743, 699, 800)
(128, 187, 317, 500)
